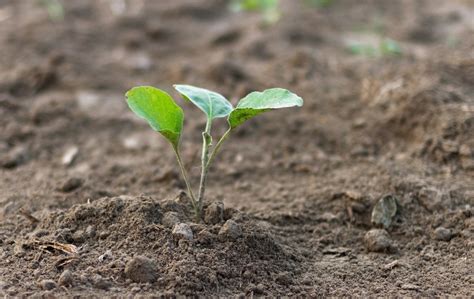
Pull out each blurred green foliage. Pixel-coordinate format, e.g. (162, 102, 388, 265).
(230, 0, 280, 24)
(305, 0, 334, 8)
(38, 0, 64, 21)
(230, 0, 335, 24)
(348, 38, 402, 57)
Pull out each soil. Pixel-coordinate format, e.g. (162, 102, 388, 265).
(0, 0, 473, 297)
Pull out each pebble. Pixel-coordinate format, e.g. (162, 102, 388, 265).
(85, 225, 96, 238)
(58, 270, 73, 286)
(61, 146, 78, 166)
(72, 230, 85, 243)
(433, 227, 453, 241)
(364, 229, 394, 253)
(98, 250, 113, 263)
(124, 256, 157, 283)
(39, 279, 57, 290)
(416, 187, 443, 212)
(172, 223, 193, 241)
(58, 177, 83, 192)
(401, 283, 420, 291)
(204, 201, 224, 224)
(371, 195, 398, 229)
(219, 220, 242, 240)
(92, 274, 112, 290)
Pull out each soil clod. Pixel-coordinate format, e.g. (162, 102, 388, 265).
(124, 256, 157, 284)
(172, 223, 193, 241)
(39, 280, 57, 290)
(58, 177, 83, 193)
(219, 219, 242, 240)
(58, 270, 74, 287)
(433, 227, 453, 241)
(364, 229, 395, 253)
(204, 201, 224, 224)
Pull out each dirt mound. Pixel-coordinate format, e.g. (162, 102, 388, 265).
(9, 196, 301, 296)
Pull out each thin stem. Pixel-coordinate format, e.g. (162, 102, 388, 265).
(206, 128, 231, 169)
(197, 119, 212, 212)
(172, 147, 198, 213)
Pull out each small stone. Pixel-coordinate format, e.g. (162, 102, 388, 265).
(197, 229, 216, 244)
(401, 283, 420, 290)
(99, 231, 110, 239)
(416, 187, 443, 212)
(124, 256, 157, 283)
(204, 201, 224, 224)
(364, 229, 393, 253)
(172, 223, 193, 241)
(39, 279, 57, 290)
(58, 270, 73, 286)
(98, 250, 113, 263)
(383, 260, 400, 270)
(72, 230, 85, 243)
(58, 177, 83, 192)
(92, 274, 112, 290)
(344, 190, 363, 200)
(162, 212, 180, 228)
(219, 220, 242, 239)
(85, 225, 96, 238)
(31, 229, 49, 238)
(371, 194, 398, 229)
(61, 146, 78, 166)
(433, 227, 453, 241)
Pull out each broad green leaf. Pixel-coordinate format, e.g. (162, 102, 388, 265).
(228, 88, 303, 128)
(125, 86, 184, 148)
(174, 84, 233, 120)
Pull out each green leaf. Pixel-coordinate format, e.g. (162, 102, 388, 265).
(228, 88, 303, 128)
(125, 86, 184, 148)
(174, 84, 233, 120)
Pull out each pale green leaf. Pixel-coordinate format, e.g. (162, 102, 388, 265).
(228, 88, 303, 128)
(174, 84, 233, 120)
(125, 86, 184, 148)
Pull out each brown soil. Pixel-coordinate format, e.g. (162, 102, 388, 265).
(0, 0, 473, 297)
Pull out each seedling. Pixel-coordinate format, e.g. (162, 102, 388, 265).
(125, 85, 303, 220)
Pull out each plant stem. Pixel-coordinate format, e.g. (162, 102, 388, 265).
(172, 147, 198, 214)
(197, 119, 212, 214)
(206, 128, 231, 169)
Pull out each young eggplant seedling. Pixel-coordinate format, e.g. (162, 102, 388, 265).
(125, 85, 303, 220)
